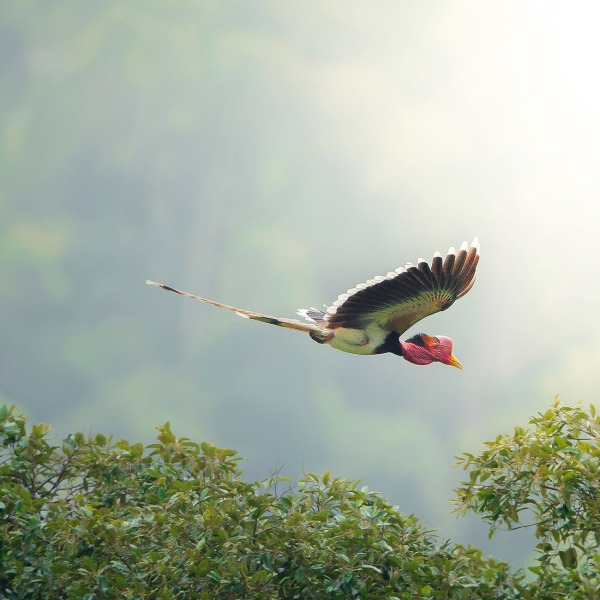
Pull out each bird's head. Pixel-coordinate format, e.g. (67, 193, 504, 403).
(399, 334, 463, 369)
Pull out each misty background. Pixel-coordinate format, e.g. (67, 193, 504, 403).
(3, 1, 600, 565)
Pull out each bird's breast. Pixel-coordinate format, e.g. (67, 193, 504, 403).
(326, 324, 389, 355)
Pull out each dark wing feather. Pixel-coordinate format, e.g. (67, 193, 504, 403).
(322, 238, 480, 335)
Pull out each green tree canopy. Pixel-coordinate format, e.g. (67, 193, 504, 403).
(1, 400, 599, 598)
(455, 398, 600, 597)
(1, 404, 518, 599)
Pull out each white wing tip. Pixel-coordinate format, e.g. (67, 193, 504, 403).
(433, 251, 443, 258)
(146, 279, 160, 286)
(447, 238, 479, 257)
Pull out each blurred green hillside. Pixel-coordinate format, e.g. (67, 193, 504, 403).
(3, 2, 600, 564)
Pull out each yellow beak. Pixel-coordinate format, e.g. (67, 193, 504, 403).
(446, 354, 464, 369)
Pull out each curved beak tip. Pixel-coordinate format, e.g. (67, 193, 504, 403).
(447, 354, 464, 370)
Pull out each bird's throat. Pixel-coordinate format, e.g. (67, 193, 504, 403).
(374, 332, 403, 356)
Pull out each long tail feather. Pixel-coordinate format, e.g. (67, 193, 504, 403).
(146, 280, 321, 333)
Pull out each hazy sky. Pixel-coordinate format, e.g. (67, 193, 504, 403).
(3, 1, 600, 564)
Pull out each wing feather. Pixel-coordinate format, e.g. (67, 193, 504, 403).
(431, 253, 443, 282)
(453, 245, 468, 275)
(442, 250, 456, 280)
(323, 237, 480, 335)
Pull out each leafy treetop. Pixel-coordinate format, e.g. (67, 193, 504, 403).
(455, 397, 600, 597)
(0, 403, 519, 599)
(2, 399, 600, 599)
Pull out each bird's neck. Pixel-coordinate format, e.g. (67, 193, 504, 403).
(375, 332, 403, 356)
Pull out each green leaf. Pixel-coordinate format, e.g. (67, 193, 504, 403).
(97, 575, 110, 593)
(275, 496, 293, 512)
(558, 547, 577, 569)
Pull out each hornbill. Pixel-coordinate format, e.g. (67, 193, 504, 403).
(147, 237, 479, 369)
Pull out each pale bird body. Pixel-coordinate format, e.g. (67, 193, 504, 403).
(147, 237, 480, 369)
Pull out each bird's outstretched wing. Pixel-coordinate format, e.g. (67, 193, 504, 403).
(320, 237, 480, 335)
(146, 280, 322, 333)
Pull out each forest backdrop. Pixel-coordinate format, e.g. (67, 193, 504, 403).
(3, 1, 600, 565)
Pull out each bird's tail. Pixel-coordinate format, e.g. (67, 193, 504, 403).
(146, 280, 322, 334)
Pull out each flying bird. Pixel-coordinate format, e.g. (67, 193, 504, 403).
(147, 237, 479, 369)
